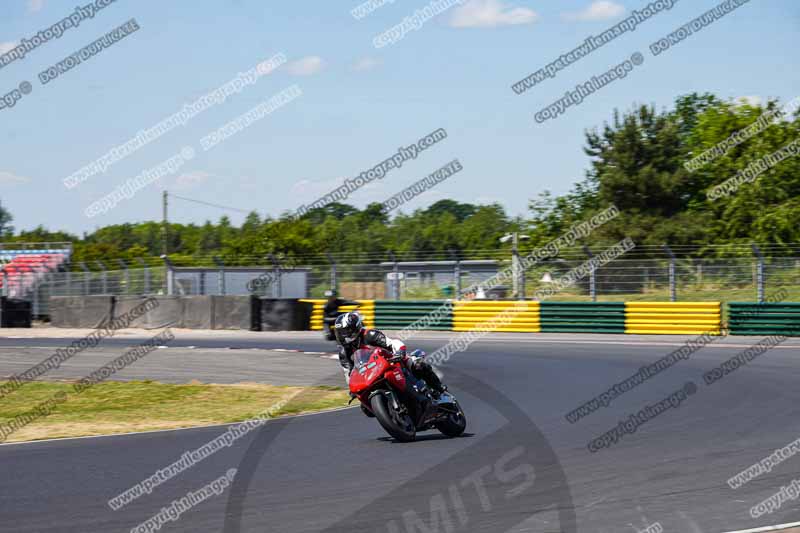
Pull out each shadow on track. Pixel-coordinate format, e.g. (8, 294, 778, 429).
(222, 368, 576, 533)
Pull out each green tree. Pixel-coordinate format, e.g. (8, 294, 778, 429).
(0, 201, 13, 238)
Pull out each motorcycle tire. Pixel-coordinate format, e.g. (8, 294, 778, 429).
(370, 393, 416, 442)
(435, 400, 467, 437)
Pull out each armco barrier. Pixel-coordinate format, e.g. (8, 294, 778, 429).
(374, 300, 451, 330)
(452, 301, 540, 332)
(540, 302, 625, 333)
(728, 302, 800, 336)
(625, 302, 722, 335)
(302, 299, 375, 330)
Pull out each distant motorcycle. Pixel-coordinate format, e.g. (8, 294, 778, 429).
(323, 314, 340, 341)
(322, 292, 359, 341)
(349, 347, 466, 442)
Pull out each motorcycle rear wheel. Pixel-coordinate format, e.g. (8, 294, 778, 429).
(370, 394, 416, 442)
(435, 401, 466, 437)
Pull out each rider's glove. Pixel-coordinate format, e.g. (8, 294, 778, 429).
(389, 348, 406, 363)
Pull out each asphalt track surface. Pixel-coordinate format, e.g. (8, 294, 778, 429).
(1, 330, 800, 532)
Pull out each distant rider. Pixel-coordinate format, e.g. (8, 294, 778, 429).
(322, 290, 360, 340)
(333, 312, 446, 397)
(322, 290, 359, 339)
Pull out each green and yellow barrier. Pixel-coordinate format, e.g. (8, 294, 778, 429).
(452, 301, 540, 332)
(540, 302, 626, 333)
(728, 302, 800, 336)
(624, 301, 721, 335)
(374, 300, 452, 330)
(301, 299, 374, 330)
(293, 298, 800, 337)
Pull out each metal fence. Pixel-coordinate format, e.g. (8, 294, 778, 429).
(310, 256, 800, 302)
(4, 246, 799, 318)
(26, 267, 168, 317)
(524, 256, 800, 302)
(21, 264, 308, 316)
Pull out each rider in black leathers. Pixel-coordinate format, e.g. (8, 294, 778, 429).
(323, 291, 359, 340)
(333, 312, 445, 397)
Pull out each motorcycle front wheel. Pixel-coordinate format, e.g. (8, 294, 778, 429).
(435, 400, 467, 437)
(370, 393, 416, 442)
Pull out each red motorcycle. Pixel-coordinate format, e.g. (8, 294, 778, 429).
(349, 347, 466, 442)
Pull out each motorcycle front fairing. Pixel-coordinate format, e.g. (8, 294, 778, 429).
(348, 348, 391, 395)
(349, 347, 439, 428)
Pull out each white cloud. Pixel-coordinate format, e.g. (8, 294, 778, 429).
(352, 57, 382, 72)
(28, 0, 44, 13)
(449, 0, 538, 28)
(0, 42, 18, 55)
(0, 171, 30, 185)
(287, 56, 324, 76)
(174, 171, 210, 190)
(562, 1, 625, 21)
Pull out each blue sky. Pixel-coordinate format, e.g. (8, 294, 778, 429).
(1, 0, 798, 234)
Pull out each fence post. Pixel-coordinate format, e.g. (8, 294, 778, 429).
(64, 265, 72, 296)
(213, 256, 225, 296)
(79, 262, 91, 295)
(0, 269, 7, 327)
(752, 244, 765, 303)
(136, 258, 150, 294)
(0, 271, 4, 327)
(388, 251, 399, 300)
(513, 242, 525, 300)
(161, 255, 175, 296)
(269, 253, 282, 298)
(37, 272, 52, 319)
(663, 245, 676, 302)
(32, 274, 40, 318)
(449, 249, 461, 300)
(326, 252, 337, 294)
(255, 256, 270, 297)
(95, 261, 108, 294)
(117, 259, 129, 294)
(583, 245, 596, 302)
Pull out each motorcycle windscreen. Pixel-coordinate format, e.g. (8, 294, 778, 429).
(348, 348, 389, 394)
(352, 348, 373, 369)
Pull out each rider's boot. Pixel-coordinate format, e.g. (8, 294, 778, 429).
(416, 363, 446, 398)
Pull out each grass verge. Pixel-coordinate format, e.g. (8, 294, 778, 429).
(0, 380, 349, 443)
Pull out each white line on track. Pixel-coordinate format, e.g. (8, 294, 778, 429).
(721, 521, 800, 532)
